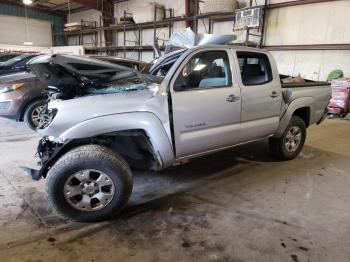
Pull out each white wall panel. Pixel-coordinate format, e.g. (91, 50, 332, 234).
(114, 0, 186, 21)
(265, 0, 350, 45)
(68, 9, 105, 47)
(0, 14, 52, 46)
(271, 50, 350, 81)
(265, 0, 350, 80)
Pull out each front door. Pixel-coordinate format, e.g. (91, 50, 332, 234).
(170, 49, 242, 158)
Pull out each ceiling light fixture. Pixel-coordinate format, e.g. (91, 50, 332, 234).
(23, 3, 34, 46)
(22, 0, 33, 5)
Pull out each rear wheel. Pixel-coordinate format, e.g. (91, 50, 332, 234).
(46, 145, 133, 222)
(269, 116, 306, 160)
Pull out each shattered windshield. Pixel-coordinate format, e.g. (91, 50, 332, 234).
(86, 77, 151, 94)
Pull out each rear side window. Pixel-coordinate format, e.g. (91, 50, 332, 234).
(237, 52, 272, 86)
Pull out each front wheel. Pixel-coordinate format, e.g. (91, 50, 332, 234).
(46, 145, 133, 222)
(23, 100, 50, 130)
(269, 116, 306, 160)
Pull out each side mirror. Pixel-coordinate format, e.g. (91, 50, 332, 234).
(174, 82, 186, 92)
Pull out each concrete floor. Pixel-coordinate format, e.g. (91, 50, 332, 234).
(0, 117, 350, 262)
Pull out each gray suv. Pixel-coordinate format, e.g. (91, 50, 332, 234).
(0, 55, 153, 130)
(0, 54, 39, 76)
(0, 72, 48, 130)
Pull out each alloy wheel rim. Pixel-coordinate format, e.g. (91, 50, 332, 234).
(31, 105, 53, 129)
(63, 169, 115, 211)
(31, 105, 44, 127)
(285, 126, 302, 152)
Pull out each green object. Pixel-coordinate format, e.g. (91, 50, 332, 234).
(327, 69, 344, 81)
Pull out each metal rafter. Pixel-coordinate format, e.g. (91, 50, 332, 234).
(267, 0, 339, 9)
(2, 0, 64, 16)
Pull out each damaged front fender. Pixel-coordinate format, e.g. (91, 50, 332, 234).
(23, 136, 112, 180)
(22, 136, 65, 180)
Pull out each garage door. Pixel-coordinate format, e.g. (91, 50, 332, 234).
(0, 14, 52, 47)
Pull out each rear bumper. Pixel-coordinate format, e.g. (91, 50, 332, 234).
(317, 109, 328, 125)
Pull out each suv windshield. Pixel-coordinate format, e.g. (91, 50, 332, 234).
(0, 54, 37, 68)
(0, 54, 21, 63)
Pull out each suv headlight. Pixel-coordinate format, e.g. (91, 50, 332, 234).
(0, 83, 25, 94)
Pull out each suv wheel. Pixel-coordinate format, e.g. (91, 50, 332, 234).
(46, 145, 133, 222)
(23, 100, 48, 130)
(269, 116, 306, 160)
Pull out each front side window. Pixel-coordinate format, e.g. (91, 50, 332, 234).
(237, 52, 273, 86)
(174, 51, 232, 91)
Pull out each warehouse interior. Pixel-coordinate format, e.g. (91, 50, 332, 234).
(0, 0, 349, 261)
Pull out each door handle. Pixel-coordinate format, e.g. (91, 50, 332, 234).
(270, 91, 280, 98)
(226, 94, 240, 102)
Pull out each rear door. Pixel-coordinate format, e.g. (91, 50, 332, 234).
(170, 48, 242, 158)
(234, 51, 282, 142)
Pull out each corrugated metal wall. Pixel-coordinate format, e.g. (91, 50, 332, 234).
(0, 3, 64, 46)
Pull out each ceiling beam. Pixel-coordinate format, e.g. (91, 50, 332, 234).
(71, 0, 113, 12)
(267, 0, 339, 9)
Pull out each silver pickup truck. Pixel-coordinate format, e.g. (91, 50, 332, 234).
(25, 46, 331, 222)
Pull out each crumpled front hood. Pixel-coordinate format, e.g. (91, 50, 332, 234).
(40, 83, 162, 138)
(28, 54, 161, 98)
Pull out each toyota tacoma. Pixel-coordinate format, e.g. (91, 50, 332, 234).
(24, 46, 331, 222)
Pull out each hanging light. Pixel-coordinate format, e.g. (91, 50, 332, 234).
(23, 2, 34, 46)
(23, 0, 33, 5)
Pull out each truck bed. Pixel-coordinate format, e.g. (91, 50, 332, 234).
(280, 75, 331, 126)
(280, 74, 329, 88)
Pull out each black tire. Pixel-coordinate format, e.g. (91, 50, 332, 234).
(46, 145, 133, 222)
(269, 116, 306, 160)
(23, 99, 46, 130)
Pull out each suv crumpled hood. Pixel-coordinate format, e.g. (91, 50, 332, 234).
(28, 54, 161, 99)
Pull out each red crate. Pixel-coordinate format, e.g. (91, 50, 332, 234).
(328, 80, 350, 116)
